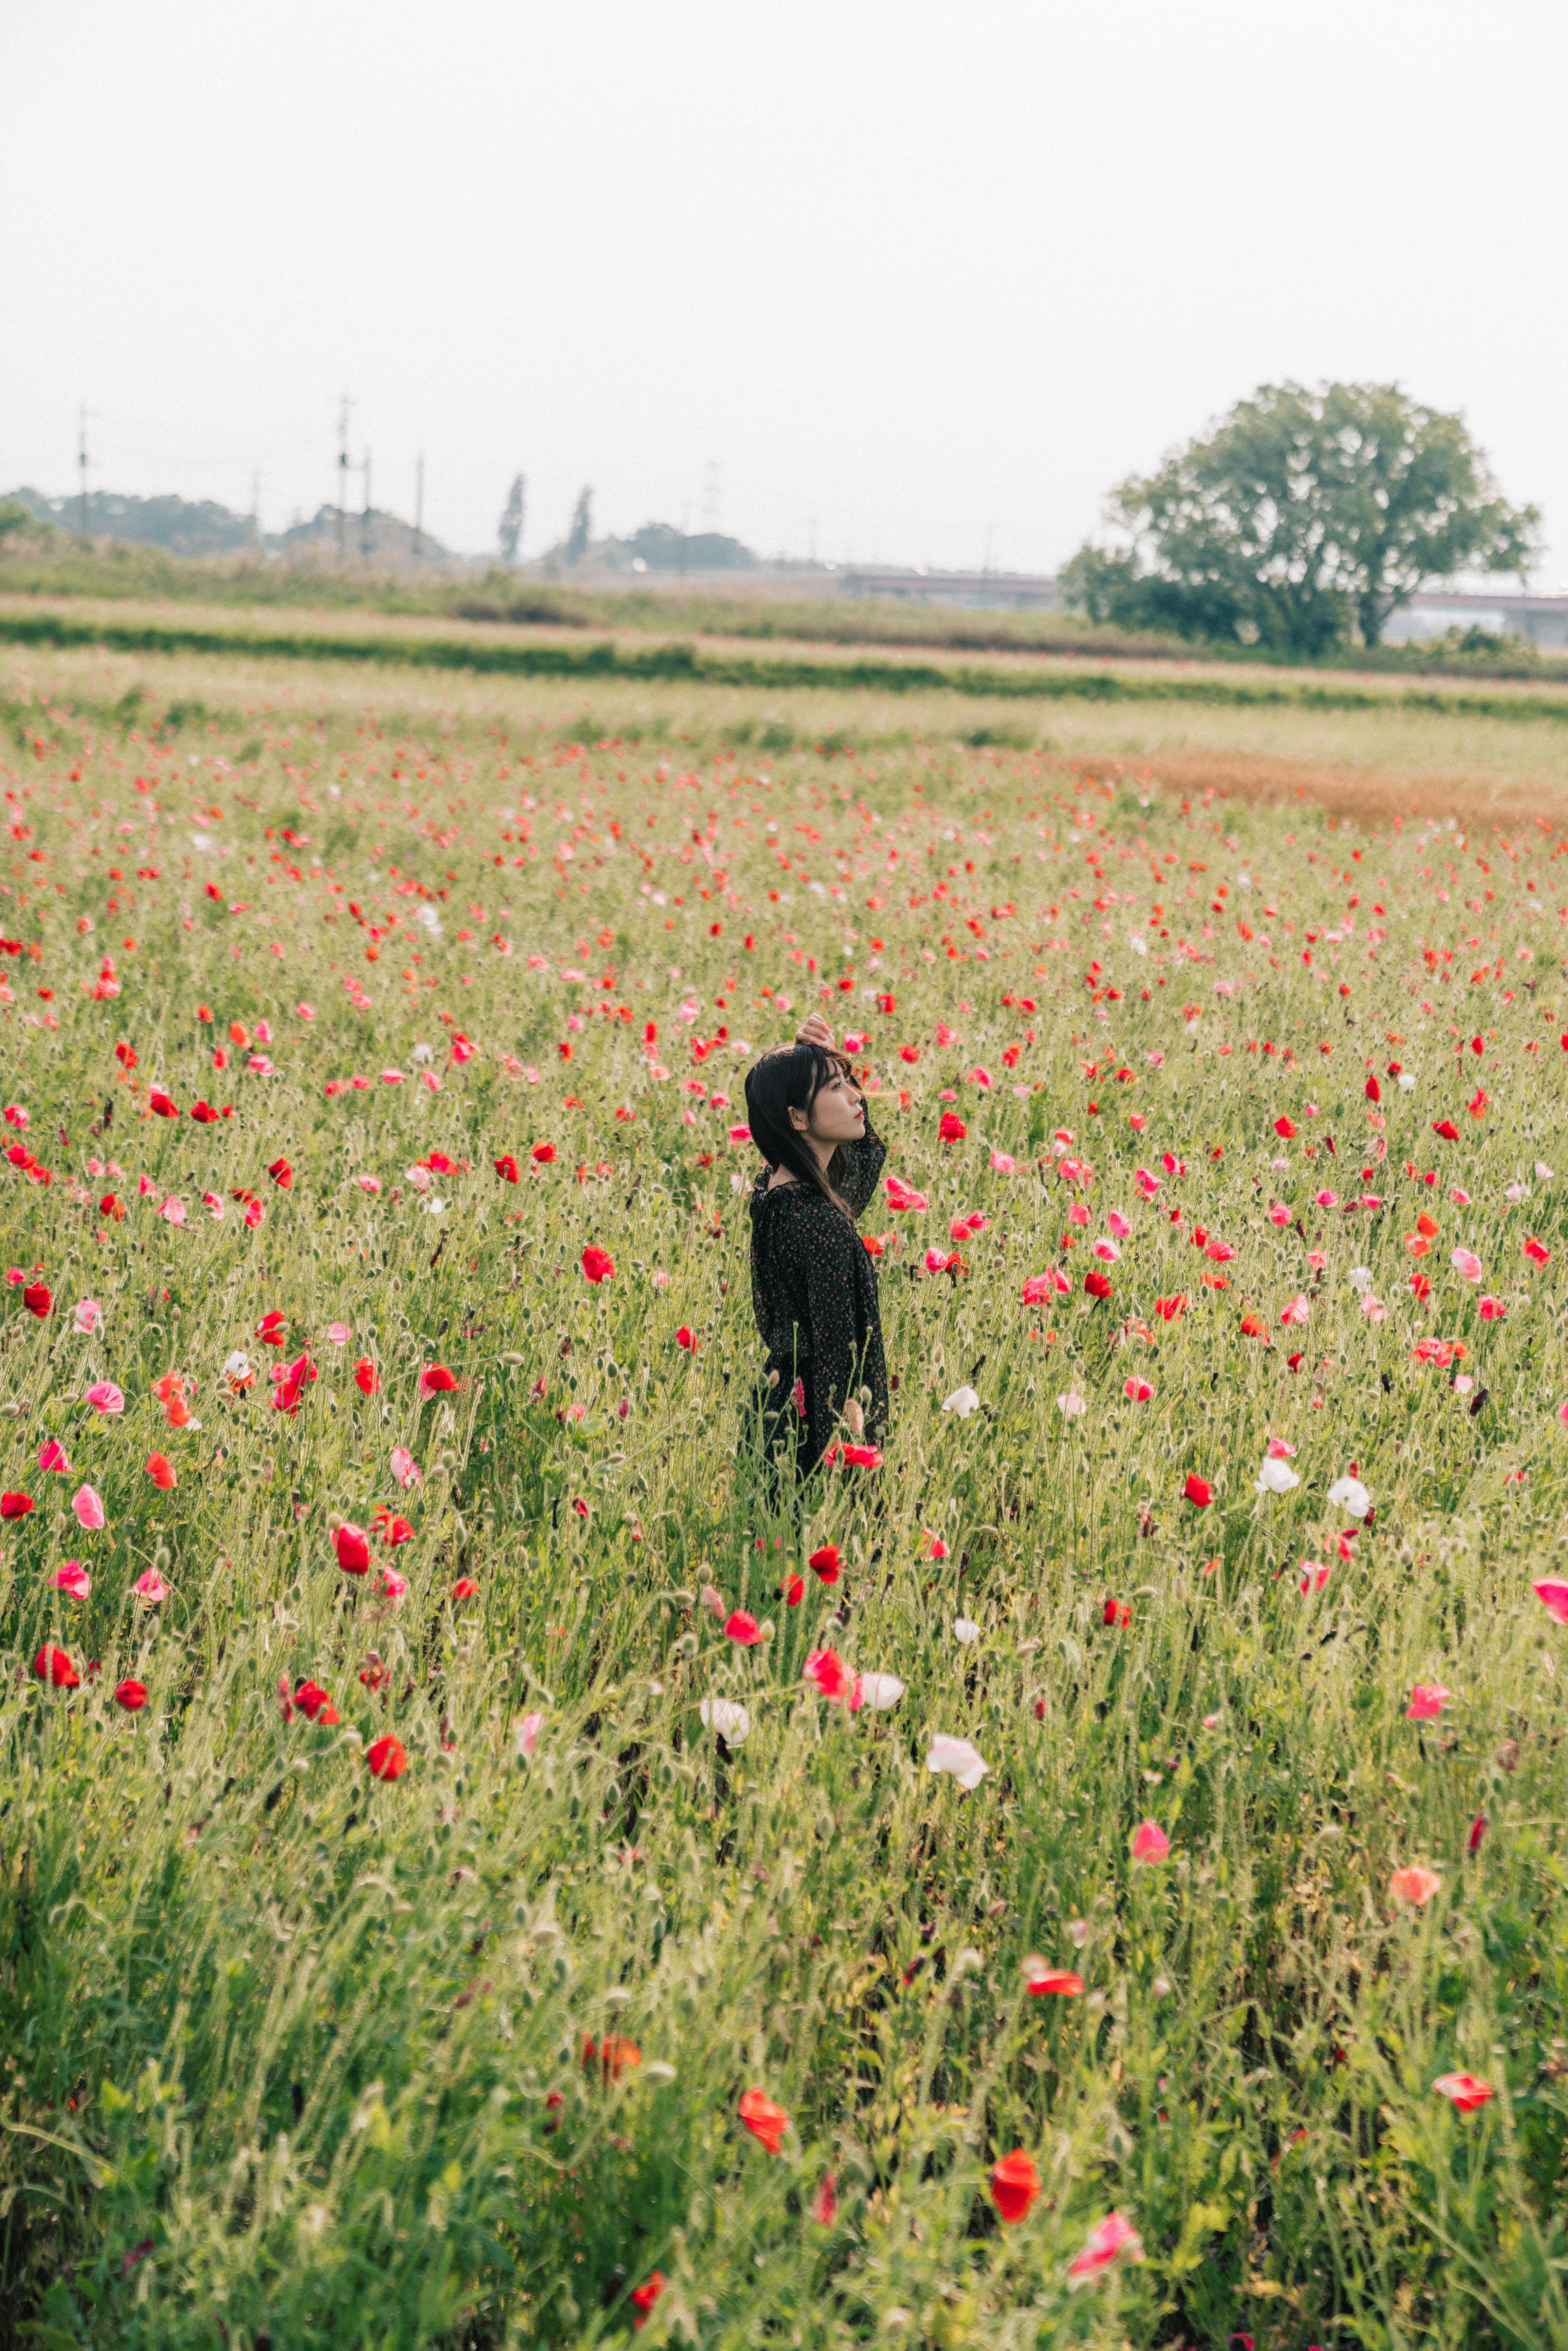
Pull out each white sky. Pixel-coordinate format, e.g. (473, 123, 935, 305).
(4, 0, 1564, 580)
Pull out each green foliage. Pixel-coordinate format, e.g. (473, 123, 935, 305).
(1065, 381, 1541, 653)
(0, 649, 1565, 2349)
(564, 489, 594, 569)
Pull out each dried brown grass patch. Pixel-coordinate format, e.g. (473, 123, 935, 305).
(1060, 746, 1566, 831)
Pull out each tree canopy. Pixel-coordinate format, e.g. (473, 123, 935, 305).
(1062, 383, 1539, 653)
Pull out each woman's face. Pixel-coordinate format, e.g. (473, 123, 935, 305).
(796, 1062, 866, 1146)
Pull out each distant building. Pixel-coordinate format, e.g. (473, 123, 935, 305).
(842, 567, 1062, 611)
(1381, 588, 1568, 650)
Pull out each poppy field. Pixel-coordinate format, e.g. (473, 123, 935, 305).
(2, 636, 1568, 2350)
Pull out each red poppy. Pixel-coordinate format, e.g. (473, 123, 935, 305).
(738, 2089, 789, 2153)
(335, 1521, 372, 1574)
(292, 1680, 339, 1723)
(366, 1734, 408, 1781)
(1102, 1597, 1130, 1627)
(34, 1645, 80, 1688)
(630, 2272, 666, 2329)
(531, 1142, 556, 1164)
(1273, 1116, 1296, 1139)
(268, 1157, 294, 1188)
(808, 1544, 842, 1584)
(1084, 1271, 1113, 1300)
(782, 1574, 804, 1605)
(190, 1101, 220, 1124)
(1432, 1119, 1460, 1142)
(100, 1193, 125, 1221)
(583, 2033, 642, 2081)
(1154, 1294, 1187, 1322)
(989, 2149, 1041, 2223)
(257, 1310, 287, 1346)
(353, 1357, 381, 1395)
(114, 1041, 137, 1070)
(724, 1610, 762, 1645)
(1184, 1473, 1214, 1508)
(149, 1087, 180, 1119)
(840, 1442, 883, 1468)
(419, 1363, 458, 1396)
(23, 1282, 51, 1318)
(114, 1678, 148, 1711)
(675, 1325, 697, 1351)
(494, 1154, 520, 1183)
(145, 1453, 177, 1491)
(1, 1491, 34, 1519)
(938, 1112, 967, 1142)
(1026, 1968, 1085, 1997)
(582, 1244, 615, 1283)
(450, 1576, 479, 1600)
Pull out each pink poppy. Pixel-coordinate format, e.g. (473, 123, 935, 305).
(1131, 1819, 1169, 1864)
(53, 1561, 91, 1598)
(132, 1568, 170, 1603)
(1405, 1683, 1452, 1720)
(72, 1485, 106, 1531)
(989, 1150, 1016, 1174)
(1531, 1580, 1568, 1624)
(1067, 2212, 1145, 2286)
(1433, 2072, 1494, 2111)
(1477, 1296, 1506, 1321)
(1389, 1865, 1441, 1906)
(1279, 1294, 1310, 1325)
(73, 1299, 102, 1335)
(724, 1611, 762, 1645)
(325, 1321, 351, 1345)
(390, 1446, 421, 1489)
(1123, 1376, 1155, 1403)
(1450, 1248, 1482, 1284)
(38, 1438, 71, 1475)
(85, 1381, 125, 1416)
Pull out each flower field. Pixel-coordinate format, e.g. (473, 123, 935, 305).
(1, 639, 1567, 2349)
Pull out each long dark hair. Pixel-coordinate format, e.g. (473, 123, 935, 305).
(744, 1042, 857, 1213)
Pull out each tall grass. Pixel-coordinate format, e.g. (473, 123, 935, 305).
(0, 655, 1565, 2348)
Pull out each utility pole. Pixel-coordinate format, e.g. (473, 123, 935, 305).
(336, 393, 354, 563)
(361, 450, 372, 564)
(413, 452, 424, 561)
(77, 406, 93, 540)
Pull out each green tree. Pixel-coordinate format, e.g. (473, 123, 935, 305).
(565, 486, 593, 568)
(1062, 383, 1539, 653)
(497, 475, 525, 566)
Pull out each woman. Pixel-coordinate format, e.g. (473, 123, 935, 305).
(743, 1013, 889, 1480)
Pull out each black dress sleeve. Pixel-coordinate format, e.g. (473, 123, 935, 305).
(799, 1195, 864, 1467)
(830, 1117, 887, 1220)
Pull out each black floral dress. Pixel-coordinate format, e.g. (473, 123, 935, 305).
(746, 1121, 889, 1477)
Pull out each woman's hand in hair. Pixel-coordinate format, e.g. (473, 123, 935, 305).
(794, 1012, 835, 1051)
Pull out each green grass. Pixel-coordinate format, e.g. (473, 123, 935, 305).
(7, 598, 1568, 729)
(0, 644, 1566, 2349)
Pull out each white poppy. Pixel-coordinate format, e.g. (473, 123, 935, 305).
(699, 1698, 751, 1745)
(1057, 1393, 1087, 1419)
(1254, 1458, 1300, 1495)
(857, 1672, 905, 1711)
(953, 1617, 981, 1645)
(926, 1734, 988, 1790)
(943, 1385, 981, 1417)
(1347, 1266, 1373, 1293)
(1327, 1475, 1371, 1520)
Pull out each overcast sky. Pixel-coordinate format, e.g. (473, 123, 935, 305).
(4, 0, 1564, 580)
